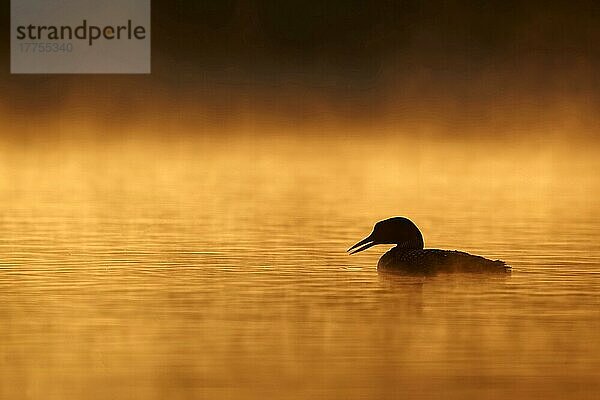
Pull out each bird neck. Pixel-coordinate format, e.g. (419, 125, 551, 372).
(395, 234, 424, 250)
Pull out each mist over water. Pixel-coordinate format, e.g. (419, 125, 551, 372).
(1, 132, 599, 399)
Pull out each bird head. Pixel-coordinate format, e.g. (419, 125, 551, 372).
(347, 217, 424, 254)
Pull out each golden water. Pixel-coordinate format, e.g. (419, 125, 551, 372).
(1, 134, 599, 399)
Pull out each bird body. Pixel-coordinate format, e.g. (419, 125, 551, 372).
(348, 217, 510, 274)
(377, 248, 509, 274)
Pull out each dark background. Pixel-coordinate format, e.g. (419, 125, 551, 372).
(1, 0, 599, 132)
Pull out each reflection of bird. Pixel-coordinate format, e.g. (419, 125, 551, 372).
(348, 217, 509, 274)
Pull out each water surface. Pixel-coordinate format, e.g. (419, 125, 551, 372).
(1, 135, 599, 399)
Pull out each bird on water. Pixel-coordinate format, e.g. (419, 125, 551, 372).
(348, 217, 509, 274)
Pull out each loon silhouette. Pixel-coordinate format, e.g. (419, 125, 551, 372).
(348, 217, 509, 274)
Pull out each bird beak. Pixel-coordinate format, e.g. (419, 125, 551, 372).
(347, 235, 377, 255)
